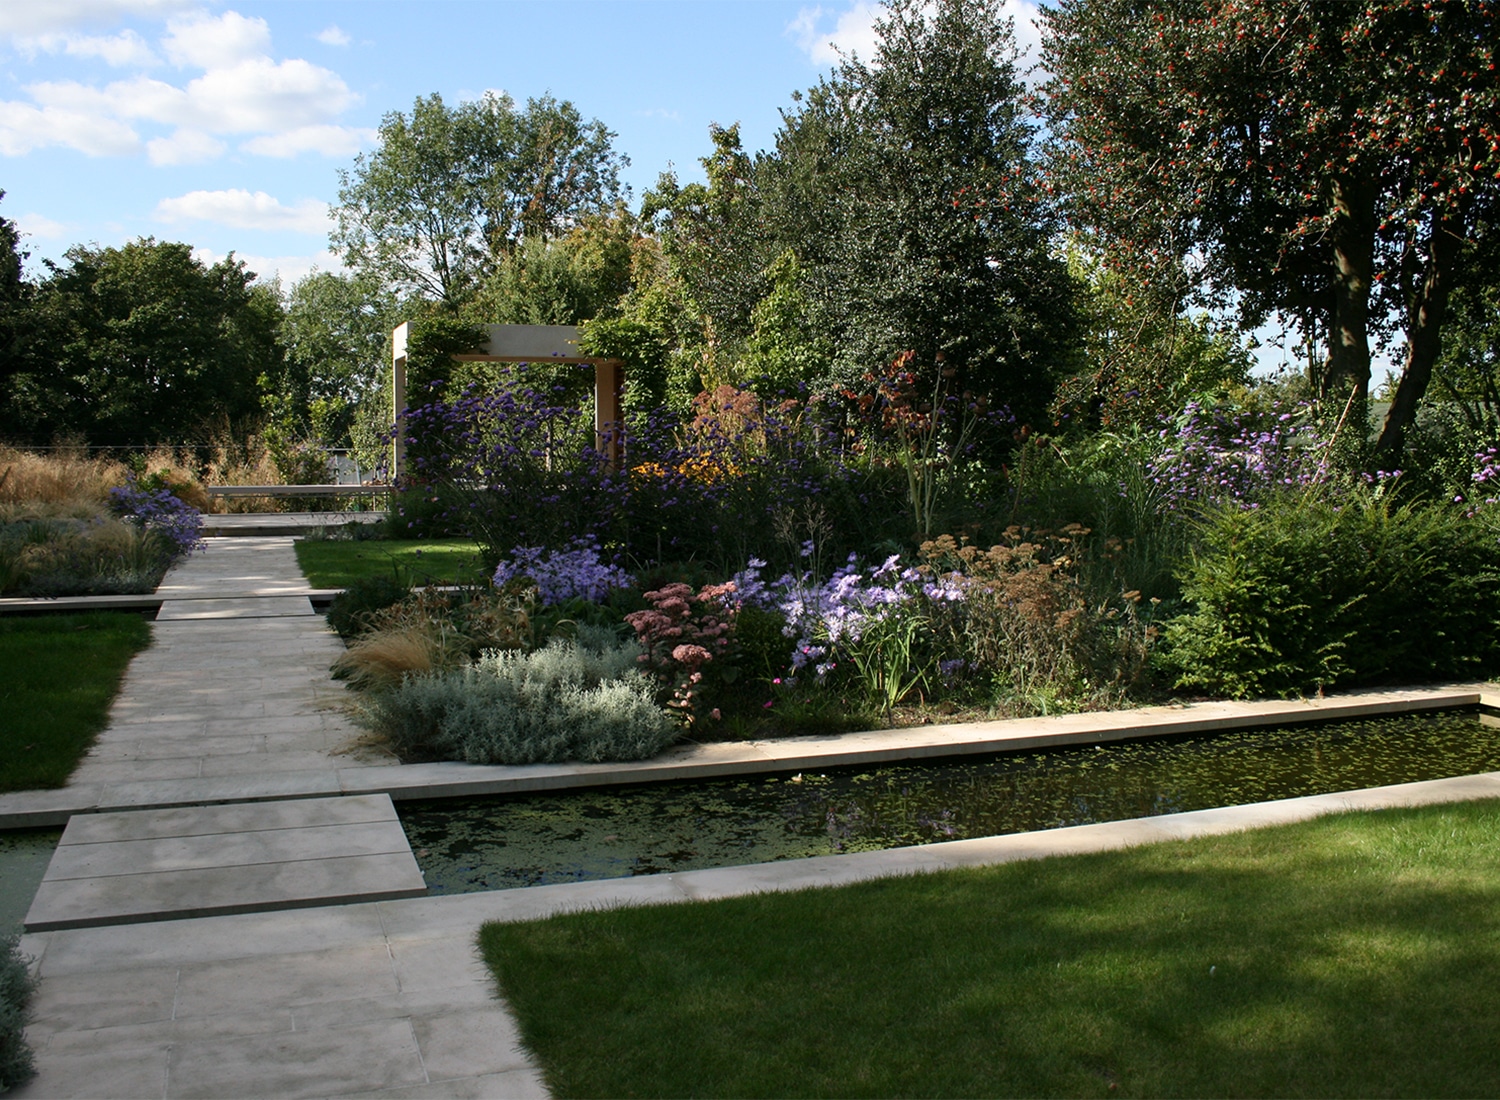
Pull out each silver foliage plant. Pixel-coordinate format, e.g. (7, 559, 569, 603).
(354, 625, 676, 764)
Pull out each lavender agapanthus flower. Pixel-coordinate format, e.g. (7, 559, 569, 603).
(108, 478, 205, 558)
(733, 553, 963, 681)
(1148, 401, 1323, 512)
(493, 538, 634, 605)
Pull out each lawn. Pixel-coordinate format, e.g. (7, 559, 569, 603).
(293, 538, 489, 589)
(0, 612, 151, 791)
(482, 798, 1500, 1098)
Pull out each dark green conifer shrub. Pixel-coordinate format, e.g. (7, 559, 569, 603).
(1158, 492, 1500, 698)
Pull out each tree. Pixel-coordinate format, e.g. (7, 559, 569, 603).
(331, 92, 628, 311)
(643, 123, 775, 363)
(0, 193, 29, 416)
(763, 0, 1076, 421)
(277, 271, 399, 445)
(474, 205, 636, 326)
(1043, 0, 1500, 457)
(12, 240, 280, 447)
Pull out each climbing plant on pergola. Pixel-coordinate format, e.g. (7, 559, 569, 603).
(390, 322, 623, 476)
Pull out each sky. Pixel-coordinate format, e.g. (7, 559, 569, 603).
(0, 0, 1046, 289)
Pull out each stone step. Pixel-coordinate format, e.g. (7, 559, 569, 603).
(156, 595, 316, 620)
(24, 793, 425, 931)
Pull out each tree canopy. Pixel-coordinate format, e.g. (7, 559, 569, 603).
(6, 240, 280, 447)
(1043, 0, 1500, 455)
(331, 92, 629, 311)
(638, 0, 1076, 421)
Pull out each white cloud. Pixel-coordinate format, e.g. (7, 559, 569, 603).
(184, 58, 358, 132)
(156, 189, 331, 235)
(788, 2, 881, 66)
(146, 127, 225, 164)
(15, 29, 160, 67)
(314, 25, 350, 47)
(192, 246, 344, 287)
(21, 57, 356, 141)
(241, 123, 375, 159)
(162, 10, 271, 69)
(0, 0, 191, 37)
(0, 99, 141, 156)
(788, 0, 1044, 76)
(15, 212, 70, 239)
(3, 7, 364, 165)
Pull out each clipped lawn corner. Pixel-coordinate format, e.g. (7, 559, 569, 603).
(0, 612, 151, 791)
(293, 538, 489, 590)
(482, 799, 1500, 1099)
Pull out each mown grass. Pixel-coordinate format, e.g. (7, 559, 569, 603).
(482, 799, 1500, 1098)
(293, 538, 488, 589)
(0, 613, 151, 791)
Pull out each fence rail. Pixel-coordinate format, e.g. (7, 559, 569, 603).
(206, 485, 393, 498)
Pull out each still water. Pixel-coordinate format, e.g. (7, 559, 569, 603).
(0, 829, 60, 932)
(399, 708, 1500, 895)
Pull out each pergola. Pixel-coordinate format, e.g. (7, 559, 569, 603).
(390, 322, 623, 479)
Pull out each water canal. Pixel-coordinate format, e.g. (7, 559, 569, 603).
(398, 707, 1500, 895)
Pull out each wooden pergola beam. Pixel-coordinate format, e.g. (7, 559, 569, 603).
(391, 323, 625, 479)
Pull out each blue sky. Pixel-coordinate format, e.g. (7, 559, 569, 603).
(0, 0, 1044, 287)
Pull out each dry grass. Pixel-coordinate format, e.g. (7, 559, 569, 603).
(332, 589, 532, 690)
(0, 444, 129, 516)
(333, 624, 451, 690)
(0, 444, 214, 516)
(0, 440, 316, 516)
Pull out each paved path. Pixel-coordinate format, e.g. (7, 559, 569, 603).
(69, 537, 385, 792)
(15, 536, 549, 1099)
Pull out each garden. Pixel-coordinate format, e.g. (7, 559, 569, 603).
(2, 0, 1498, 1090)
(314, 359, 1500, 771)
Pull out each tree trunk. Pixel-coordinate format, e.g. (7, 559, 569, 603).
(1322, 174, 1378, 410)
(1375, 209, 1464, 462)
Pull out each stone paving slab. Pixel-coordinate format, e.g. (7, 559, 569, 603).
(17, 905, 545, 1099)
(24, 795, 425, 932)
(156, 596, 316, 620)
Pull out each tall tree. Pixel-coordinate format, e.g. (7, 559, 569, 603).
(474, 205, 637, 326)
(331, 92, 628, 311)
(0, 192, 29, 416)
(1043, 0, 1500, 456)
(764, 0, 1075, 419)
(12, 240, 279, 447)
(277, 271, 398, 445)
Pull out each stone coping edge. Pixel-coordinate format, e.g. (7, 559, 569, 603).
(0, 590, 344, 614)
(399, 768, 1500, 929)
(2, 683, 1496, 828)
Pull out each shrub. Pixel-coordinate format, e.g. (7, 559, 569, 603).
(108, 476, 205, 559)
(333, 587, 530, 688)
(0, 516, 177, 597)
(1158, 492, 1500, 698)
(920, 530, 1154, 712)
(0, 932, 36, 1092)
(352, 626, 676, 764)
(493, 539, 634, 605)
(625, 581, 738, 725)
(326, 575, 412, 639)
